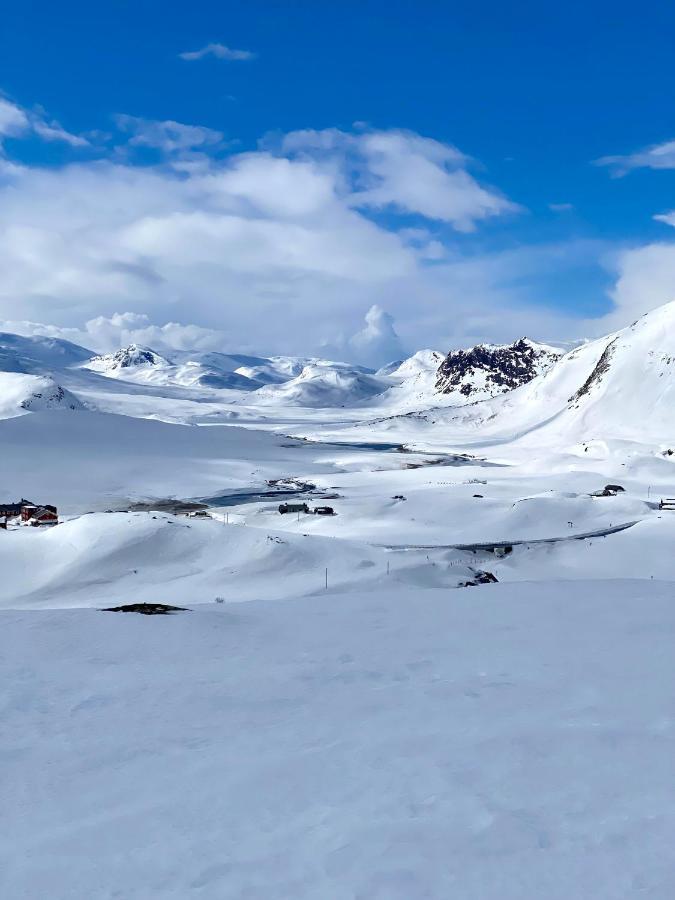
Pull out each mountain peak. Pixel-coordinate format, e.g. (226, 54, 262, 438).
(436, 337, 561, 399)
(85, 345, 170, 375)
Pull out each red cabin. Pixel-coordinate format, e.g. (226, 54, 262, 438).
(21, 504, 58, 526)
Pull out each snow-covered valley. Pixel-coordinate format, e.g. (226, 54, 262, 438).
(2, 303, 675, 898)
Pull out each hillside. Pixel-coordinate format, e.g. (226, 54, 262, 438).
(0, 372, 84, 420)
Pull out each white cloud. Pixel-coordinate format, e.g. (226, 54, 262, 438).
(114, 115, 224, 154)
(596, 139, 675, 176)
(653, 210, 675, 227)
(607, 241, 675, 327)
(0, 312, 227, 354)
(280, 127, 520, 231)
(0, 95, 88, 149)
(179, 43, 256, 62)
(0, 98, 600, 358)
(348, 305, 405, 366)
(32, 118, 89, 148)
(0, 97, 29, 138)
(549, 202, 574, 213)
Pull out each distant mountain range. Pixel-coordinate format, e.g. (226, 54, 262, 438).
(1, 301, 674, 447)
(76, 338, 564, 410)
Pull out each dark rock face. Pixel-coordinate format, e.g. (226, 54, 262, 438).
(111, 346, 161, 369)
(568, 338, 616, 405)
(88, 345, 165, 372)
(435, 338, 560, 399)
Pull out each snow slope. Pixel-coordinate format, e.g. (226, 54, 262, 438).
(0, 331, 93, 373)
(0, 372, 84, 420)
(251, 361, 386, 407)
(2, 580, 674, 899)
(0, 510, 496, 609)
(332, 303, 675, 453)
(0, 409, 337, 512)
(477, 302, 675, 448)
(374, 350, 447, 410)
(83, 346, 272, 391)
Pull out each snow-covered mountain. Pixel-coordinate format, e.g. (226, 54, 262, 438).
(0, 332, 93, 374)
(507, 301, 675, 445)
(72, 338, 566, 412)
(382, 349, 445, 382)
(381, 302, 675, 451)
(374, 350, 447, 410)
(83, 345, 171, 376)
(435, 338, 562, 401)
(234, 356, 309, 385)
(251, 361, 386, 407)
(82, 345, 267, 391)
(0, 372, 84, 420)
(4, 303, 674, 443)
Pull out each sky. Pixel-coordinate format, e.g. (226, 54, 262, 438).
(2, 0, 675, 362)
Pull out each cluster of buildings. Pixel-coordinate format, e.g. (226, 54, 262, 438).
(0, 498, 58, 529)
(278, 502, 335, 516)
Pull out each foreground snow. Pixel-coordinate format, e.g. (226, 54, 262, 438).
(2, 580, 674, 899)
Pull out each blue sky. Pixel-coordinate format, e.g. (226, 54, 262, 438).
(1, 0, 675, 359)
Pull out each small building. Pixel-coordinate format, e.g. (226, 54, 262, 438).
(591, 484, 625, 497)
(0, 499, 34, 520)
(279, 502, 310, 515)
(21, 505, 58, 526)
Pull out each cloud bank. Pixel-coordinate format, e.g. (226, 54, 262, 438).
(3, 93, 661, 360)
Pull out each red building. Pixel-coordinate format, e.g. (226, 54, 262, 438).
(21, 505, 58, 526)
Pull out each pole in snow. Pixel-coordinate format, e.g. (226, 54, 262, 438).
(387, 560, 390, 576)
(325, 567, 328, 590)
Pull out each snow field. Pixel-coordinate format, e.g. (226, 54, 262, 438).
(2, 580, 674, 899)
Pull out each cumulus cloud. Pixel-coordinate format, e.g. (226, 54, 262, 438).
(179, 43, 256, 62)
(607, 241, 675, 327)
(0, 312, 227, 354)
(596, 139, 675, 176)
(348, 305, 405, 366)
(0, 94, 599, 357)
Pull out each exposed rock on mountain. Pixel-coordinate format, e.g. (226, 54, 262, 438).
(84, 345, 169, 375)
(0, 373, 84, 420)
(435, 338, 562, 400)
